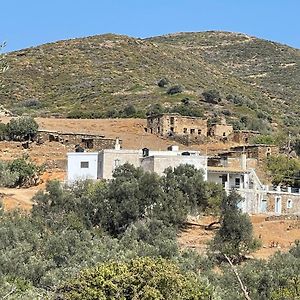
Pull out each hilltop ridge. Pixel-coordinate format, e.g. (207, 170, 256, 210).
(1, 31, 299, 134)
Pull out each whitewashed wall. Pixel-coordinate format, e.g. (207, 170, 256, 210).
(67, 153, 99, 182)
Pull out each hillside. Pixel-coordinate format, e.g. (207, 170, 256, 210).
(1, 31, 299, 133)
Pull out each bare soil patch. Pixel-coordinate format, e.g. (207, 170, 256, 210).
(178, 215, 300, 260)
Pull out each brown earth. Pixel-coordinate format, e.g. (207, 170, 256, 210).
(178, 215, 300, 259)
(0, 170, 65, 211)
(0, 117, 240, 154)
(1, 117, 298, 259)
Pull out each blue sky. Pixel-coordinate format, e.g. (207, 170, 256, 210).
(1, 0, 299, 52)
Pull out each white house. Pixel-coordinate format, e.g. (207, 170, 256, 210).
(67, 144, 300, 216)
(67, 152, 100, 182)
(67, 144, 207, 181)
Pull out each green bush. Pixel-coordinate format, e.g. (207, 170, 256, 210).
(6, 117, 38, 141)
(167, 85, 183, 95)
(0, 158, 41, 188)
(0, 123, 7, 140)
(58, 257, 213, 300)
(210, 191, 260, 262)
(170, 103, 204, 117)
(146, 103, 164, 116)
(157, 77, 169, 88)
(266, 155, 300, 187)
(202, 90, 221, 104)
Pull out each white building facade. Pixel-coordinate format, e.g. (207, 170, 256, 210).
(67, 146, 207, 181)
(67, 152, 100, 182)
(67, 146, 300, 216)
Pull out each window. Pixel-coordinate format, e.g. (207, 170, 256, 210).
(183, 128, 187, 134)
(114, 159, 120, 168)
(170, 117, 175, 125)
(198, 129, 202, 135)
(287, 199, 293, 209)
(235, 178, 240, 188)
(80, 161, 89, 168)
(190, 129, 195, 134)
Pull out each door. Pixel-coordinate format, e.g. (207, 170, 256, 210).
(260, 199, 267, 213)
(275, 197, 281, 214)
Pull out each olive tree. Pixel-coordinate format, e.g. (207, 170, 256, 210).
(6, 117, 38, 141)
(211, 191, 260, 262)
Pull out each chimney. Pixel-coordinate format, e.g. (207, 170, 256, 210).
(240, 153, 247, 170)
(115, 137, 121, 150)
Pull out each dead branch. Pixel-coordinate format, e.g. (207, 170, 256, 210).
(205, 221, 220, 230)
(2, 287, 16, 299)
(224, 254, 252, 300)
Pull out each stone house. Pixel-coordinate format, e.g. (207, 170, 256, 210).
(208, 123, 233, 138)
(37, 129, 119, 151)
(227, 144, 280, 162)
(230, 130, 260, 144)
(146, 113, 208, 137)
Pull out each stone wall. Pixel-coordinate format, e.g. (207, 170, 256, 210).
(37, 130, 119, 151)
(208, 124, 233, 138)
(266, 192, 300, 215)
(147, 113, 207, 137)
(230, 130, 260, 144)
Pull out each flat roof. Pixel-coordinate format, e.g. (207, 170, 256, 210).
(207, 166, 249, 174)
(67, 152, 99, 156)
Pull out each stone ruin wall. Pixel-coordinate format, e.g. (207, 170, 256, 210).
(37, 131, 119, 151)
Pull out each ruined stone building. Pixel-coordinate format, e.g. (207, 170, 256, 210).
(208, 123, 233, 138)
(37, 129, 120, 151)
(146, 113, 208, 137)
(221, 144, 280, 161)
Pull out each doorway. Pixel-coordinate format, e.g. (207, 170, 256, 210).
(275, 197, 281, 214)
(261, 199, 267, 213)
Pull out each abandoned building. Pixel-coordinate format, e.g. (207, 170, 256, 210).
(37, 129, 121, 150)
(220, 144, 280, 162)
(145, 113, 257, 145)
(208, 123, 233, 138)
(230, 130, 260, 144)
(146, 113, 208, 137)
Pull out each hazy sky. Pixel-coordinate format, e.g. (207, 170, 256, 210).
(1, 0, 299, 52)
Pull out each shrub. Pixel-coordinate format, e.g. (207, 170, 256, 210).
(20, 99, 42, 108)
(6, 117, 38, 141)
(181, 97, 190, 105)
(0, 123, 7, 140)
(58, 257, 213, 300)
(202, 90, 221, 104)
(146, 103, 164, 116)
(157, 77, 169, 88)
(0, 158, 42, 188)
(250, 134, 276, 145)
(123, 104, 137, 117)
(266, 155, 300, 187)
(210, 191, 260, 262)
(170, 104, 203, 117)
(167, 85, 183, 95)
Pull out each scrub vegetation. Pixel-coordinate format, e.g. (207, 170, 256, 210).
(0, 164, 299, 299)
(1, 31, 299, 135)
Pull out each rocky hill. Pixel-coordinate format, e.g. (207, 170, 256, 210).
(1, 31, 299, 134)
